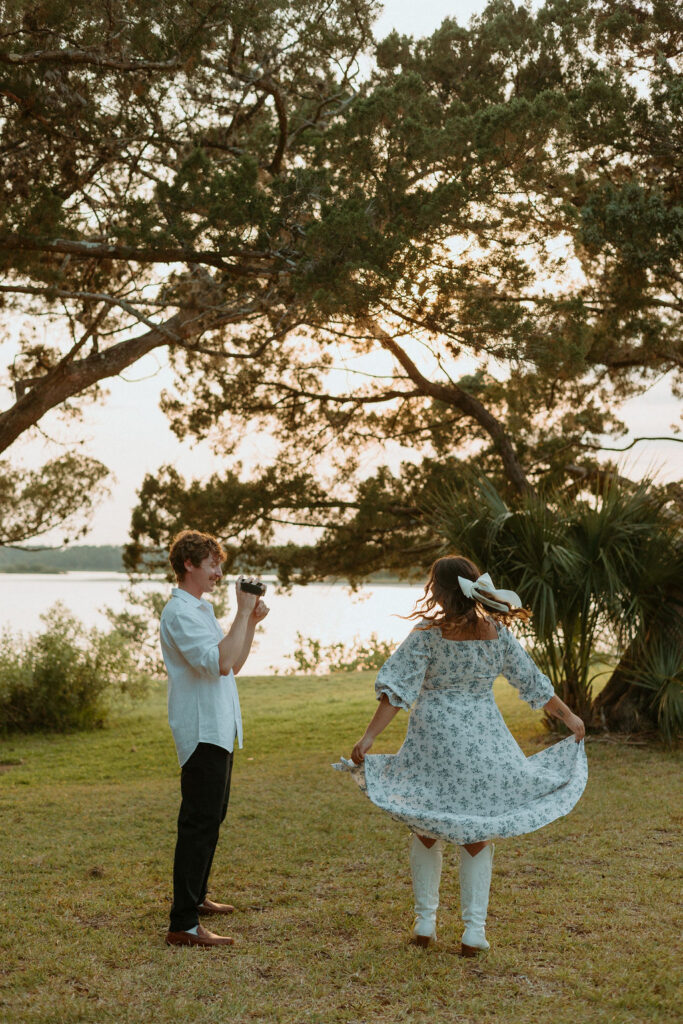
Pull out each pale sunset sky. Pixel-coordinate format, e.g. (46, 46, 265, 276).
(5, 1, 682, 546)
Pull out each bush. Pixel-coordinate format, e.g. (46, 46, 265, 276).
(627, 638, 683, 747)
(279, 631, 397, 675)
(0, 603, 152, 735)
(103, 585, 170, 678)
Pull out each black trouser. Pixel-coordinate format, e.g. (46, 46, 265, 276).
(169, 742, 233, 932)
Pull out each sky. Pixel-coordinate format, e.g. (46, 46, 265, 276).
(5, 1, 682, 546)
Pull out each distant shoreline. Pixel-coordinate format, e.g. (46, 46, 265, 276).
(0, 544, 126, 574)
(0, 567, 412, 585)
(0, 546, 413, 584)
(0, 567, 70, 575)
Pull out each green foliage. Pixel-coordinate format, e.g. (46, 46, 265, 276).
(0, 456, 110, 547)
(0, 603, 153, 734)
(125, 457, 463, 583)
(103, 587, 169, 679)
(1, 0, 681, 548)
(279, 630, 396, 674)
(625, 638, 683, 748)
(429, 476, 682, 738)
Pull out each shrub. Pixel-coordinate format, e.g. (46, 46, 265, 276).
(279, 631, 397, 675)
(0, 603, 152, 735)
(103, 585, 169, 678)
(626, 638, 683, 747)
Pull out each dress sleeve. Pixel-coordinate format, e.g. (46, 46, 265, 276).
(500, 627, 555, 710)
(374, 628, 432, 710)
(161, 607, 221, 680)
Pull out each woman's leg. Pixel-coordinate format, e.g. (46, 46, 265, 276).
(409, 833, 444, 946)
(459, 841, 494, 956)
(463, 840, 490, 857)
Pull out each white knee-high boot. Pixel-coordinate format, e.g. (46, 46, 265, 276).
(409, 834, 444, 946)
(459, 843, 494, 956)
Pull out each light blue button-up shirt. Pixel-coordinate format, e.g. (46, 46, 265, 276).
(160, 588, 243, 766)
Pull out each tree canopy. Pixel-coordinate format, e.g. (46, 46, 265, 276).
(0, 0, 681, 556)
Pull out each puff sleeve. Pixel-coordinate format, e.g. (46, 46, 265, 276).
(500, 627, 555, 710)
(374, 628, 433, 710)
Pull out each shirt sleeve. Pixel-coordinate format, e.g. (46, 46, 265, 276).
(500, 627, 555, 710)
(162, 607, 221, 680)
(374, 628, 432, 710)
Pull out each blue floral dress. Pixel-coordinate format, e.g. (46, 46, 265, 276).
(334, 624, 588, 844)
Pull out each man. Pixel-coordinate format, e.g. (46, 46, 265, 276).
(159, 529, 269, 947)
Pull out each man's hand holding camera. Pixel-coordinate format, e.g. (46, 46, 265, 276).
(236, 575, 270, 627)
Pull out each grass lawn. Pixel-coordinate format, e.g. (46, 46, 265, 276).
(0, 671, 680, 1024)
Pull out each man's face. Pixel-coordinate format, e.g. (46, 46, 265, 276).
(184, 554, 223, 594)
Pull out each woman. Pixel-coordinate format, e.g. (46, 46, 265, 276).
(334, 555, 587, 955)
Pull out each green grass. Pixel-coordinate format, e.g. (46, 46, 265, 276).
(1, 672, 680, 1024)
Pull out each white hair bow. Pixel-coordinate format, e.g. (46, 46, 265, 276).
(457, 572, 522, 613)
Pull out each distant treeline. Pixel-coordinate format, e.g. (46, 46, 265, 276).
(0, 545, 126, 573)
(0, 544, 413, 579)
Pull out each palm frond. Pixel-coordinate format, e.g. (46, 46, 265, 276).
(425, 472, 683, 737)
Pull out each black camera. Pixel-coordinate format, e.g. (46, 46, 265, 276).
(239, 578, 266, 596)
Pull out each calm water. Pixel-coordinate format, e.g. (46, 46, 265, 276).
(0, 572, 425, 675)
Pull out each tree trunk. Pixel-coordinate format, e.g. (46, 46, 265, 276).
(0, 311, 197, 455)
(591, 639, 656, 733)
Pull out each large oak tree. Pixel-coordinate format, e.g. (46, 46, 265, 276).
(0, 0, 680, 554)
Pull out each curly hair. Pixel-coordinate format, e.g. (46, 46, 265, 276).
(406, 554, 530, 631)
(169, 529, 226, 581)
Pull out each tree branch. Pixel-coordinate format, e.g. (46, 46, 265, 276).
(361, 318, 534, 496)
(0, 283, 185, 344)
(215, 53, 288, 174)
(0, 48, 184, 72)
(0, 297, 268, 453)
(0, 235, 276, 275)
(15, 301, 111, 399)
(171, 339, 269, 359)
(482, 292, 683, 314)
(597, 349, 683, 371)
(583, 435, 683, 453)
(260, 381, 423, 405)
(257, 75, 288, 174)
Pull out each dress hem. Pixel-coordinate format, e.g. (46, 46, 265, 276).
(332, 737, 588, 845)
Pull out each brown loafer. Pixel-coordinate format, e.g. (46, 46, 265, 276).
(165, 924, 235, 947)
(198, 898, 235, 915)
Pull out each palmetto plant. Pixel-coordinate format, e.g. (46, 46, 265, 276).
(428, 478, 682, 739)
(619, 639, 683, 746)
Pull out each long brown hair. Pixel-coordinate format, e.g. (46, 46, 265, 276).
(406, 555, 530, 631)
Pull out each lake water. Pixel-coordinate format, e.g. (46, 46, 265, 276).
(0, 572, 425, 675)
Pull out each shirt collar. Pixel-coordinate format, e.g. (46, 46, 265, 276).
(171, 587, 213, 612)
